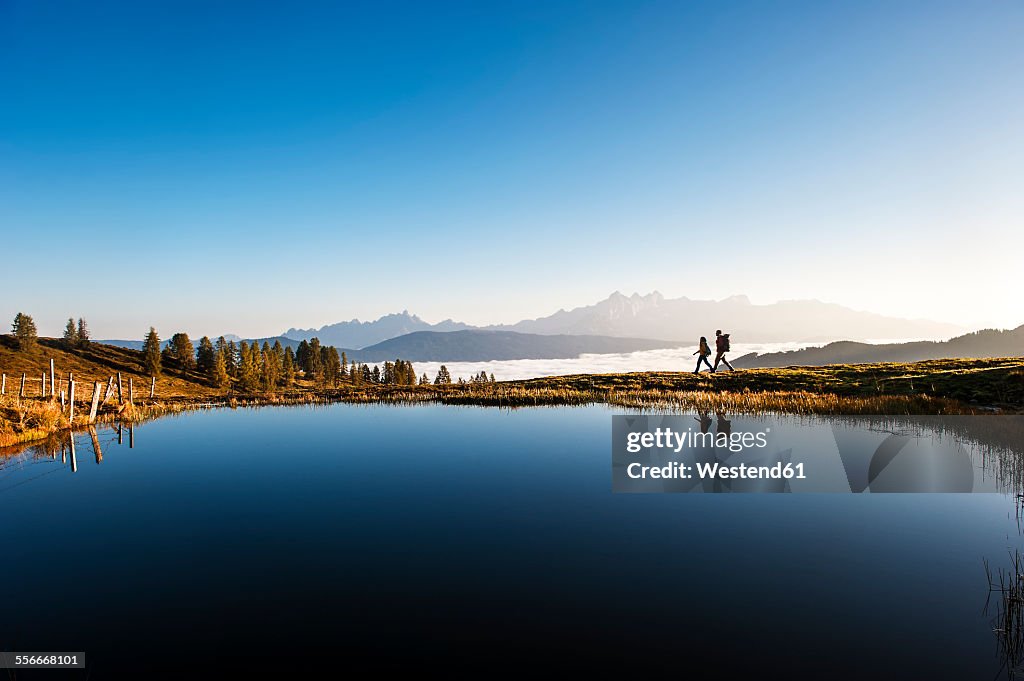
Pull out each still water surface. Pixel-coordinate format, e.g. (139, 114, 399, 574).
(0, 404, 1020, 678)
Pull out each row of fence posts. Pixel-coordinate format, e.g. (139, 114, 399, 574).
(50, 421, 134, 473)
(1, 362, 156, 428)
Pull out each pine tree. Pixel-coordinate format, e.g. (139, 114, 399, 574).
(340, 351, 348, 381)
(262, 342, 281, 391)
(296, 340, 310, 377)
(282, 347, 296, 388)
(11, 313, 38, 350)
(324, 347, 342, 387)
(62, 318, 79, 349)
(434, 365, 452, 385)
(238, 341, 259, 392)
(226, 340, 239, 377)
(169, 333, 196, 373)
(197, 336, 216, 374)
(142, 327, 162, 376)
(371, 365, 381, 384)
(213, 347, 230, 389)
(490, 373, 496, 383)
(420, 373, 430, 385)
(307, 338, 324, 384)
(76, 318, 90, 347)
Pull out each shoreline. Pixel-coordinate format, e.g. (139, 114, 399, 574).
(3, 357, 1022, 454)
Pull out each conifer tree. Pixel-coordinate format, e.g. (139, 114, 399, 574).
(197, 336, 216, 374)
(371, 365, 381, 384)
(76, 318, 90, 347)
(213, 347, 230, 389)
(434, 365, 452, 385)
(262, 342, 281, 391)
(169, 333, 196, 373)
(226, 340, 239, 377)
(238, 341, 259, 392)
(282, 347, 296, 388)
(420, 373, 430, 385)
(12, 313, 38, 350)
(324, 347, 342, 387)
(63, 318, 79, 349)
(307, 338, 324, 384)
(142, 327, 162, 376)
(296, 340, 311, 376)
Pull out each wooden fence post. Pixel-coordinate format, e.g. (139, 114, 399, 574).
(117, 372, 123, 402)
(50, 358, 56, 398)
(89, 426, 102, 464)
(20, 373, 26, 398)
(42, 372, 46, 397)
(129, 378, 134, 405)
(60, 390, 66, 409)
(105, 375, 115, 403)
(68, 380, 75, 425)
(150, 375, 155, 399)
(89, 382, 102, 424)
(1, 373, 5, 395)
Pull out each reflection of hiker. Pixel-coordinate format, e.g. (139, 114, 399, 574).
(715, 411, 732, 437)
(695, 410, 712, 434)
(711, 329, 734, 372)
(693, 336, 713, 373)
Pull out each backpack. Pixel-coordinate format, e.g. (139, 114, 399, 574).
(722, 334, 731, 352)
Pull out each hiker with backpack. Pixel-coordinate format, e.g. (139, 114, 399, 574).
(693, 336, 713, 373)
(712, 329, 735, 372)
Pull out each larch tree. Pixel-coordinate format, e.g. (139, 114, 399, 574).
(62, 318, 79, 349)
(142, 327, 162, 376)
(213, 346, 230, 389)
(197, 336, 216, 374)
(12, 313, 38, 350)
(76, 318, 90, 347)
(169, 333, 196, 374)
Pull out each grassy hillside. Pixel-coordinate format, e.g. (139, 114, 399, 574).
(736, 325, 1024, 367)
(0, 335, 215, 399)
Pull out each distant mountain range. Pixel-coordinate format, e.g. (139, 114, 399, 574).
(281, 292, 962, 349)
(493, 291, 961, 343)
(346, 330, 682, 362)
(284, 312, 471, 350)
(99, 292, 986, 364)
(734, 325, 1024, 368)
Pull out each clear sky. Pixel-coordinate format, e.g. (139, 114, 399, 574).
(2, 0, 1022, 339)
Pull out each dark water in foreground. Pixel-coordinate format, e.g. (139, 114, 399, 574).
(1, 404, 1021, 679)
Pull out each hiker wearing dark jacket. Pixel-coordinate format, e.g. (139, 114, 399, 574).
(712, 329, 734, 372)
(693, 336, 713, 373)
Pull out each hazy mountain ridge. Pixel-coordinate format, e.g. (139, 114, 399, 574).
(277, 292, 962, 350)
(493, 291, 961, 342)
(284, 311, 472, 349)
(734, 325, 1024, 368)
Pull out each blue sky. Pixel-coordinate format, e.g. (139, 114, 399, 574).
(2, 0, 1022, 339)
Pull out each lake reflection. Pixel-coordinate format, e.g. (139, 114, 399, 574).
(1, 404, 1022, 679)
